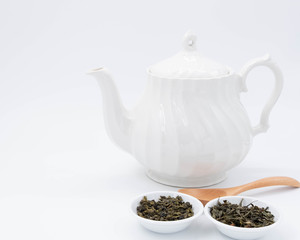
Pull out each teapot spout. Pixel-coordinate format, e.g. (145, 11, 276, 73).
(88, 67, 132, 153)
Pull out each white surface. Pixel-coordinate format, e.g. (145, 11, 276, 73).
(148, 31, 230, 79)
(204, 196, 280, 239)
(239, 54, 283, 136)
(90, 64, 261, 187)
(0, 0, 299, 239)
(131, 191, 203, 233)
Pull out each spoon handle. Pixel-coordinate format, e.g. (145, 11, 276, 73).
(230, 176, 300, 195)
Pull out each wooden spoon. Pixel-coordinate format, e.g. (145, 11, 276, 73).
(178, 176, 300, 205)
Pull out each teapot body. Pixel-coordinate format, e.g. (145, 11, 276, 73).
(130, 74, 252, 187)
(89, 31, 283, 187)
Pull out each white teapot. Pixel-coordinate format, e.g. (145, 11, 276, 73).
(88, 31, 283, 187)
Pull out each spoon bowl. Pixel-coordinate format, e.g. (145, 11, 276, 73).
(179, 176, 300, 205)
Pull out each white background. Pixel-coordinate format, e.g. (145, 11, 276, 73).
(0, 0, 299, 239)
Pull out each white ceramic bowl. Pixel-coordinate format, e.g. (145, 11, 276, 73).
(131, 191, 204, 233)
(204, 196, 280, 240)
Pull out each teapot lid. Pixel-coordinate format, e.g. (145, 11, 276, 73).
(148, 31, 231, 79)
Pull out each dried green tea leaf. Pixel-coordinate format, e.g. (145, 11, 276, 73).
(136, 195, 194, 221)
(209, 199, 275, 228)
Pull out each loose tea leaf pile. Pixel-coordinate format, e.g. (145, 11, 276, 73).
(210, 199, 275, 228)
(137, 195, 194, 221)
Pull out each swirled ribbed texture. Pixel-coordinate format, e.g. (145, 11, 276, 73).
(131, 75, 252, 186)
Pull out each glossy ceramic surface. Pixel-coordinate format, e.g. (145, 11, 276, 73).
(132, 73, 251, 187)
(88, 31, 283, 187)
(148, 31, 230, 79)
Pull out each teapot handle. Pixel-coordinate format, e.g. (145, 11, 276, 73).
(239, 54, 283, 136)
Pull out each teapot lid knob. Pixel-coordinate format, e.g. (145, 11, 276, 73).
(148, 30, 231, 79)
(183, 30, 197, 51)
